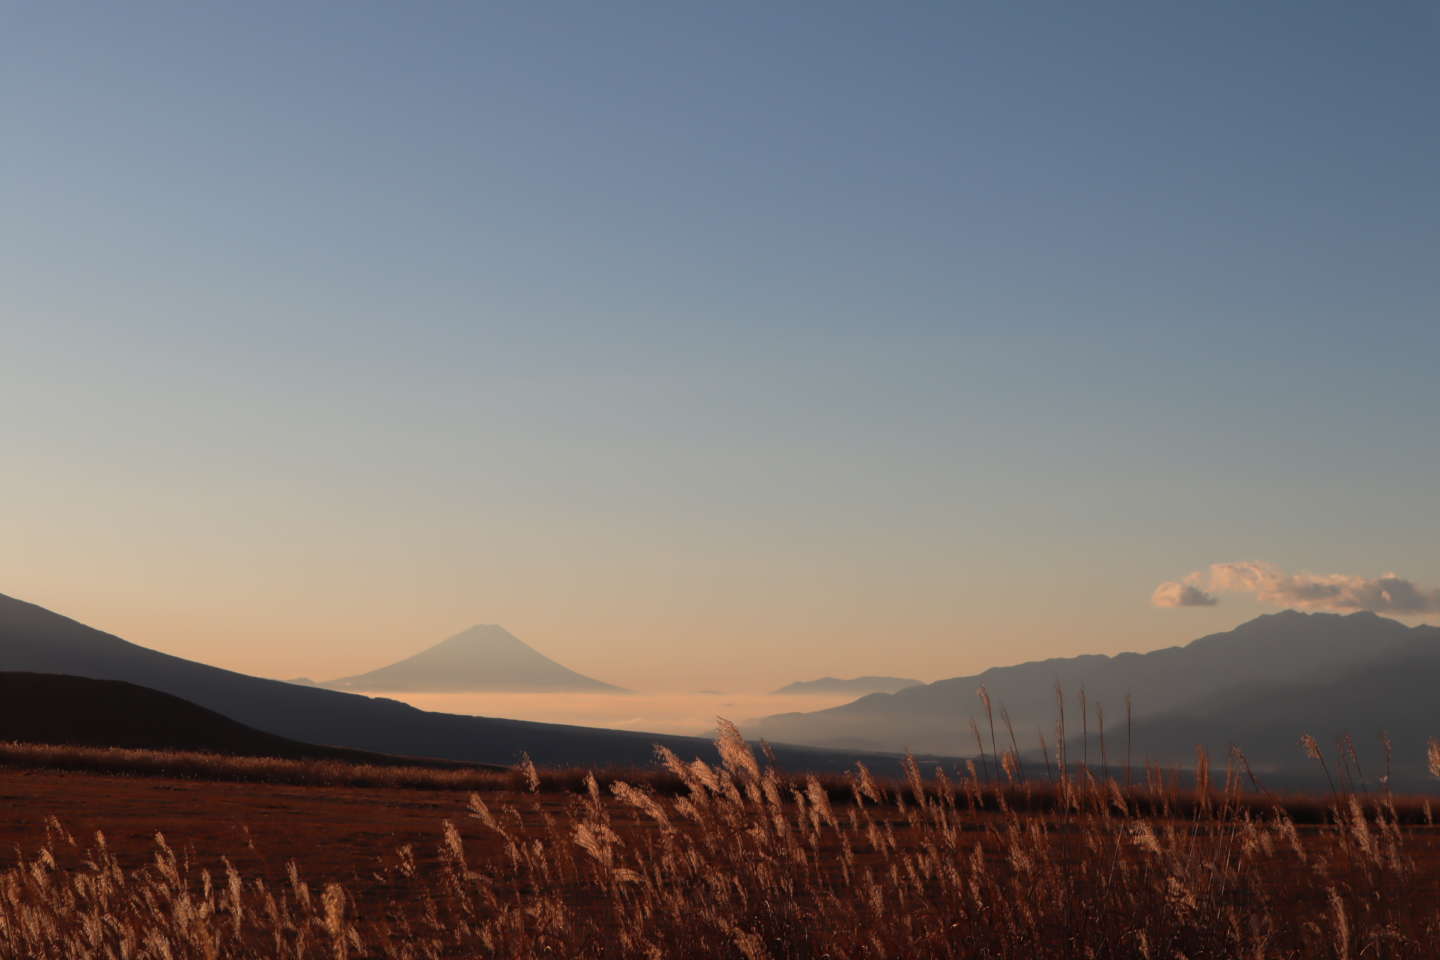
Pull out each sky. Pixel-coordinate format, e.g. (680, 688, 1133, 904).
(3, 2, 1438, 695)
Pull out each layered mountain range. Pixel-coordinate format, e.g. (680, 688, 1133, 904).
(6, 589, 1439, 786)
(751, 611, 1440, 787)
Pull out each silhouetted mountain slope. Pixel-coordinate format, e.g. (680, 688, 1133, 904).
(1079, 637, 1440, 789)
(772, 676, 920, 696)
(0, 593, 931, 773)
(328, 625, 626, 693)
(0, 672, 480, 765)
(752, 612, 1439, 756)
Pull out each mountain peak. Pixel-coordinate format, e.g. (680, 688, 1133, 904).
(443, 625, 525, 646)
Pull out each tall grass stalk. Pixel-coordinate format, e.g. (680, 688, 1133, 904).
(7, 720, 1440, 958)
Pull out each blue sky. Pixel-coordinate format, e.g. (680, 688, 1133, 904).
(3, 2, 1437, 689)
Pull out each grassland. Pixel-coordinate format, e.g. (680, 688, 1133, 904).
(4, 723, 1440, 958)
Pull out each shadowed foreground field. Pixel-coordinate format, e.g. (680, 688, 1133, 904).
(5, 725, 1440, 958)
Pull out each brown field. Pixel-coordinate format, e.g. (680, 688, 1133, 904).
(5, 726, 1440, 958)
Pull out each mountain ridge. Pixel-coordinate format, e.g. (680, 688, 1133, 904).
(772, 676, 921, 696)
(1061, 628, 1440, 787)
(750, 611, 1439, 757)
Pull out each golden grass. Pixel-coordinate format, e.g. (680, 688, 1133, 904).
(0, 738, 516, 790)
(0, 739, 834, 797)
(6, 722, 1440, 957)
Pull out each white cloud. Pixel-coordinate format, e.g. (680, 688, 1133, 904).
(1151, 581, 1218, 607)
(1152, 560, 1440, 614)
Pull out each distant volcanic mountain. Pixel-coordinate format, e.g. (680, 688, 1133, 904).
(0, 591, 928, 771)
(326, 625, 628, 693)
(773, 676, 921, 696)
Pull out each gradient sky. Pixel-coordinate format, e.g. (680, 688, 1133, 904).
(4, 2, 1438, 692)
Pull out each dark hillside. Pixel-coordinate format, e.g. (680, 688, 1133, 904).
(0, 672, 483, 767)
(0, 593, 934, 774)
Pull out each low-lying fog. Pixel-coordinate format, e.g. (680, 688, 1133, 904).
(370, 690, 863, 738)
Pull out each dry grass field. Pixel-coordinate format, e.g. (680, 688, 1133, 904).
(5, 723, 1440, 958)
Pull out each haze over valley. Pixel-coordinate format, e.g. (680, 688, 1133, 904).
(302, 624, 896, 734)
(380, 690, 866, 738)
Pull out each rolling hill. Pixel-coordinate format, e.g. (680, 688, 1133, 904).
(0, 672, 485, 766)
(0, 592, 931, 773)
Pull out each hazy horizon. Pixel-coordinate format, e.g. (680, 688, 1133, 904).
(5, 3, 1438, 691)
(12, 593, 1435, 701)
(374, 689, 862, 739)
